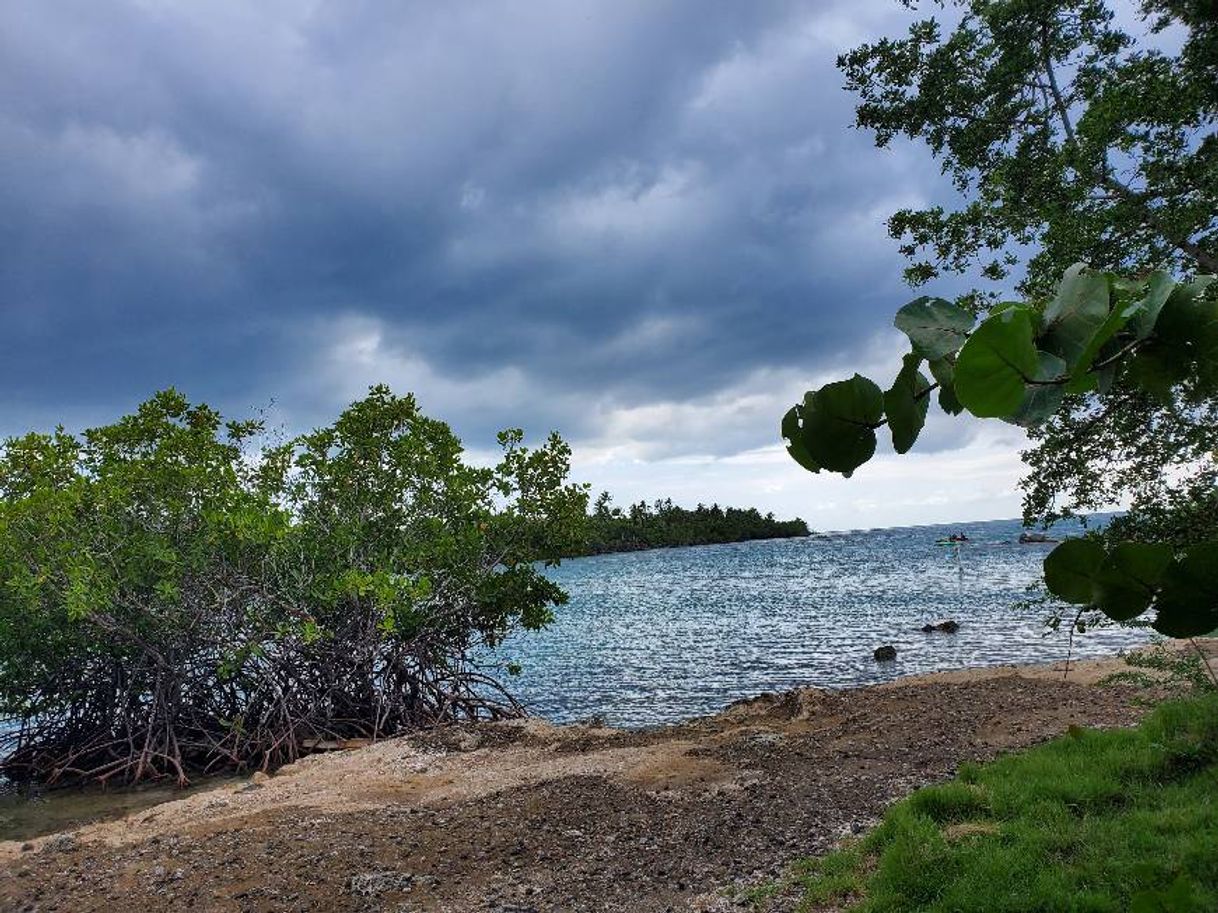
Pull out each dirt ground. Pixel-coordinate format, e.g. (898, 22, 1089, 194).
(0, 653, 1182, 913)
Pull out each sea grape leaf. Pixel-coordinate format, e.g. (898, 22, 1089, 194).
(1043, 538, 1105, 605)
(928, 357, 964, 415)
(781, 405, 821, 473)
(954, 307, 1048, 418)
(894, 297, 974, 360)
(1007, 351, 1067, 427)
(1065, 294, 1151, 390)
(1128, 281, 1218, 399)
(884, 353, 932, 454)
(1063, 371, 1099, 395)
(1008, 378, 1066, 427)
(1125, 344, 1187, 402)
(1152, 542, 1218, 637)
(1040, 265, 1111, 370)
(801, 374, 884, 477)
(1152, 280, 1218, 352)
(938, 384, 963, 415)
(1093, 542, 1173, 622)
(1095, 363, 1117, 395)
(1128, 271, 1176, 340)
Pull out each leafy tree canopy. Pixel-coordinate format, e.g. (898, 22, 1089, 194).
(834, 0, 1218, 548)
(0, 386, 588, 785)
(840, 0, 1218, 292)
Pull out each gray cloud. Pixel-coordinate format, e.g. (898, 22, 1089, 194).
(2, 0, 978, 464)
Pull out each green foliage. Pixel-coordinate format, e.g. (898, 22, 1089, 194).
(0, 385, 588, 784)
(893, 296, 975, 359)
(581, 495, 808, 556)
(795, 375, 886, 476)
(1105, 642, 1218, 695)
(1093, 542, 1175, 622)
(783, 264, 1218, 636)
(1152, 545, 1218, 638)
(1043, 537, 1107, 605)
(839, 0, 1218, 562)
(765, 693, 1218, 912)
(1041, 537, 1216, 636)
(838, 0, 1218, 292)
(786, 265, 1213, 448)
(884, 354, 932, 454)
(954, 306, 1058, 418)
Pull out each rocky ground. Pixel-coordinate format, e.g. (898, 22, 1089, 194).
(0, 655, 1170, 913)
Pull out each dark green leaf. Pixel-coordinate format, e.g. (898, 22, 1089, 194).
(894, 297, 974, 360)
(801, 374, 884, 477)
(781, 405, 821, 473)
(928, 357, 964, 415)
(938, 384, 963, 415)
(954, 307, 1049, 418)
(1043, 538, 1105, 605)
(884, 353, 932, 454)
(1093, 542, 1173, 622)
(1128, 271, 1176, 340)
(1152, 543, 1218, 637)
(1040, 264, 1111, 370)
(1125, 345, 1187, 402)
(1008, 380, 1066, 428)
(1067, 293, 1150, 385)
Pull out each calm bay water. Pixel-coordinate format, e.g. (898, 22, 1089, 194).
(487, 517, 1150, 727)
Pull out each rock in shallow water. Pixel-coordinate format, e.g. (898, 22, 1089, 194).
(921, 619, 960, 633)
(873, 645, 897, 662)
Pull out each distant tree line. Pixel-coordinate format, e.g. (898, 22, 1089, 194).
(575, 494, 810, 555)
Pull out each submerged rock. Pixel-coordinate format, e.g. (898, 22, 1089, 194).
(921, 620, 960, 634)
(873, 645, 897, 662)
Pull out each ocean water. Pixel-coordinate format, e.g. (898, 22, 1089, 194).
(485, 517, 1150, 727)
(1, 516, 1151, 840)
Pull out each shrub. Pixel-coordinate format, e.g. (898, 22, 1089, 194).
(0, 386, 588, 785)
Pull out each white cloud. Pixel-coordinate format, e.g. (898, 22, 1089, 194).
(283, 314, 1030, 529)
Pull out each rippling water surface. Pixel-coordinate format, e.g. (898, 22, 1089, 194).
(487, 517, 1148, 727)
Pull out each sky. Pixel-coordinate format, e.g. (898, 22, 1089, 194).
(1, 0, 1037, 531)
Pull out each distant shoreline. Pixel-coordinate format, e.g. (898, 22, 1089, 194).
(567, 528, 810, 558)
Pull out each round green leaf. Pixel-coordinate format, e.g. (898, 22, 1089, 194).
(1043, 538, 1105, 605)
(1040, 265, 1111, 370)
(1128, 271, 1176, 340)
(1152, 543, 1218, 638)
(1008, 385, 1066, 428)
(954, 307, 1047, 418)
(937, 384, 963, 416)
(894, 297, 975, 360)
(1093, 542, 1173, 622)
(884, 353, 931, 454)
(1126, 345, 1187, 402)
(781, 405, 821, 473)
(801, 374, 884, 477)
(927, 357, 964, 415)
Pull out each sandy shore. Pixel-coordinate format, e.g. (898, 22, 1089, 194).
(0, 647, 1201, 912)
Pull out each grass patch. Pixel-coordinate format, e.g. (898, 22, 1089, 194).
(783, 693, 1218, 912)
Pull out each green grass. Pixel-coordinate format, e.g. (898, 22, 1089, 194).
(779, 693, 1218, 912)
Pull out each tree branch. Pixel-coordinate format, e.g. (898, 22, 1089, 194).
(1039, 23, 1218, 273)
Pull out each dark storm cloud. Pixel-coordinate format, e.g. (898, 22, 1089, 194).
(0, 0, 962, 453)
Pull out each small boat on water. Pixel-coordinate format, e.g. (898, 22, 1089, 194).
(1018, 532, 1058, 544)
(935, 533, 970, 545)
